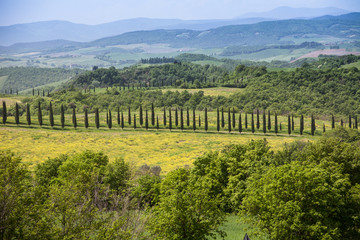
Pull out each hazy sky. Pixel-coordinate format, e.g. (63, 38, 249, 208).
(1, 0, 359, 26)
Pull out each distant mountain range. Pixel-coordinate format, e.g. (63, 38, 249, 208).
(0, 12, 359, 55)
(0, 6, 352, 46)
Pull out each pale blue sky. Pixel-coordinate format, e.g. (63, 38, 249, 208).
(1, 0, 359, 26)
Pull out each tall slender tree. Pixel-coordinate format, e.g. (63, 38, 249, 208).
(323, 123, 326, 133)
(180, 108, 184, 131)
(232, 108, 236, 129)
(193, 109, 196, 131)
(134, 114, 137, 129)
(140, 105, 143, 126)
(156, 115, 159, 130)
(349, 115, 352, 128)
(263, 110, 266, 134)
(38, 102, 43, 127)
(108, 109, 112, 129)
(187, 108, 190, 127)
(355, 115, 358, 129)
(221, 108, 225, 128)
(2, 101, 7, 124)
(341, 119, 343, 127)
(49, 102, 54, 128)
(61, 104, 65, 128)
(95, 108, 100, 129)
(72, 107, 77, 129)
(251, 112, 255, 133)
(228, 108, 231, 132)
(163, 107, 167, 126)
(311, 114, 315, 136)
(256, 109, 260, 129)
(275, 112, 278, 135)
(238, 113, 242, 133)
(245, 113, 248, 129)
(199, 114, 201, 128)
(121, 112, 124, 129)
(292, 114, 295, 131)
(169, 108, 172, 131)
(204, 107, 208, 132)
(331, 114, 335, 129)
(128, 107, 131, 125)
(175, 108, 178, 127)
(288, 115, 291, 135)
(117, 107, 120, 125)
(15, 102, 19, 125)
(217, 108, 220, 132)
(300, 114, 304, 135)
(267, 110, 271, 131)
(151, 103, 155, 126)
(26, 103, 31, 125)
(145, 110, 149, 130)
(84, 108, 89, 129)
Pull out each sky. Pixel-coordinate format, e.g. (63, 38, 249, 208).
(0, 0, 359, 26)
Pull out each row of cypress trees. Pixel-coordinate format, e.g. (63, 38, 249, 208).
(2, 101, 359, 135)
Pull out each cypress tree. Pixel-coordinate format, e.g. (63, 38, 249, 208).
(275, 112, 278, 135)
(2, 101, 7, 124)
(180, 108, 184, 131)
(267, 110, 271, 131)
(151, 103, 155, 126)
(292, 114, 294, 131)
(221, 108, 225, 128)
(199, 115, 201, 128)
(32, 88, 34, 96)
(323, 123, 326, 133)
(263, 110, 266, 134)
(228, 108, 231, 132)
(72, 107, 77, 129)
(331, 114, 335, 129)
(49, 102, 54, 128)
(156, 115, 159, 130)
(121, 112, 124, 129)
(251, 112, 255, 133)
(256, 109, 260, 129)
(15, 102, 19, 125)
(204, 107, 208, 132)
(187, 108, 190, 127)
(38, 102, 43, 127)
(232, 108, 235, 129)
(163, 107, 167, 126)
(169, 108, 172, 131)
(128, 107, 131, 125)
(217, 108, 220, 132)
(300, 114, 304, 135)
(175, 108, 178, 127)
(134, 114, 136, 129)
(145, 110, 149, 130)
(341, 119, 343, 127)
(239, 113, 242, 133)
(355, 115, 358, 129)
(85, 108, 89, 129)
(349, 115, 352, 128)
(26, 103, 31, 125)
(245, 113, 248, 129)
(140, 105, 143, 126)
(193, 109, 196, 131)
(288, 115, 291, 135)
(42, 89, 45, 97)
(95, 108, 100, 129)
(108, 109, 112, 129)
(61, 104, 65, 128)
(311, 114, 315, 136)
(117, 107, 120, 125)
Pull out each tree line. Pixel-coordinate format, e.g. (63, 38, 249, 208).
(2, 100, 359, 136)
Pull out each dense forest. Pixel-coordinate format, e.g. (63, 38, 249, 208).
(2, 128, 360, 239)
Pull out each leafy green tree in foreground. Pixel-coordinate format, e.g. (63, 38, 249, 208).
(148, 168, 225, 240)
